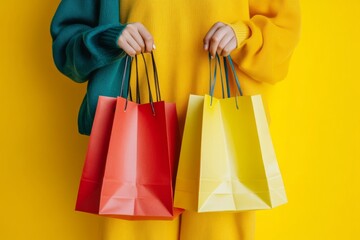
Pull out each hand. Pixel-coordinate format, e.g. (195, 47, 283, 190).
(117, 22, 155, 56)
(203, 22, 237, 57)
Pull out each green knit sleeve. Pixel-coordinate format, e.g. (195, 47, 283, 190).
(50, 0, 127, 83)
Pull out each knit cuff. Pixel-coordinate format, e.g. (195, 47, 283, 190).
(228, 21, 250, 49)
(99, 25, 126, 50)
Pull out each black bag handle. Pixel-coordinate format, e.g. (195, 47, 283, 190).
(208, 54, 244, 109)
(120, 53, 161, 115)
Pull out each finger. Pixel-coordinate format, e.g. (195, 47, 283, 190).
(209, 27, 228, 58)
(203, 22, 225, 51)
(118, 36, 136, 56)
(220, 37, 237, 56)
(217, 30, 235, 55)
(127, 25, 146, 52)
(126, 38, 143, 55)
(136, 23, 154, 52)
(118, 31, 139, 56)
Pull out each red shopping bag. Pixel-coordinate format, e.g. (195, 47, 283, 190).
(75, 56, 132, 215)
(99, 96, 182, 220)
(75, 96, 117, 214)
(76, 53, 182, 220)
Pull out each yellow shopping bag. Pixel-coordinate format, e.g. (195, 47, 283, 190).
(174, 56, 287, 212)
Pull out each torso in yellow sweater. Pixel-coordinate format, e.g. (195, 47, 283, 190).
(119, 0, 301, 128)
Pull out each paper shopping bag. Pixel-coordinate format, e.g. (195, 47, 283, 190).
(75, 96, 117, 214)
(76, 53, 182, 220)
(99, 97, 182, 220)
(174, 56, 287, 212)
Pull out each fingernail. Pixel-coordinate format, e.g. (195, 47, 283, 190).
(204, 44, 208, 50)
(153, 44, 156, 50)
(210, 55, 214, 59)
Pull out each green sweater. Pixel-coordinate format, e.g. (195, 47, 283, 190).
(51, 0, 128, 135)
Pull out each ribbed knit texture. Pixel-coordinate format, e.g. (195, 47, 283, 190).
(99, 26, 125, 50)
(229, 21, 251, 48)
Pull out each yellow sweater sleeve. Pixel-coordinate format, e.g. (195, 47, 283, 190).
(229, 0, 301, 84)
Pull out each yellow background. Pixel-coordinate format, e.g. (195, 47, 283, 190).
(0, 1, 359, 239)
